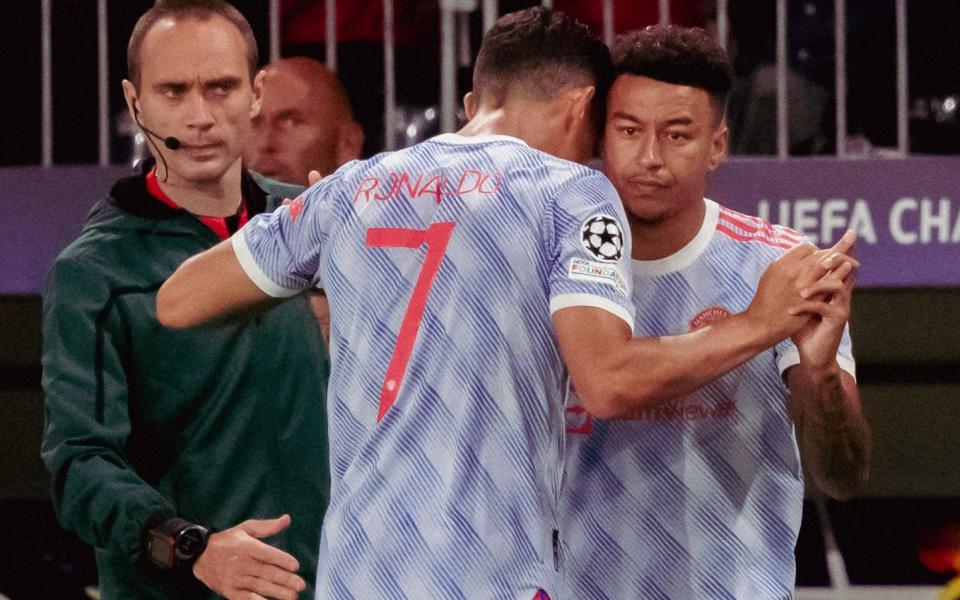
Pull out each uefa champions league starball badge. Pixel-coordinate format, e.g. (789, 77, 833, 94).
(580, 214, 624, 263)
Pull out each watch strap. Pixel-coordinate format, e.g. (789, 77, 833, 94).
(145, 517, 208, 570)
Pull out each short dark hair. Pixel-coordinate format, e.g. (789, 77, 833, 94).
(127, 0, 258, 88)
(611, 25, 732, 123)
(473, 7, 614, 107)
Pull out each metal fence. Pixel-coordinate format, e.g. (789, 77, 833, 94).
(34, 0, 912, 166)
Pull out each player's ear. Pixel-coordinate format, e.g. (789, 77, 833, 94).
(564, 85, 596, 126)
(121, 79, 139, 120)
(708, 119, 728, 172)
(250, 69, 265, 119)
(337, 120, 365, 166)
(463, 91, 478, 120)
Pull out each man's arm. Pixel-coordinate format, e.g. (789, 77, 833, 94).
(41, 258, 178, 556)
(192, 515, 306, 600)
(157, 238, 269, 329)
(160, 177, 329, 329)
(554, 234, 857, 419)
(43, 259, 306, 599)
(785, 261, 870, 501)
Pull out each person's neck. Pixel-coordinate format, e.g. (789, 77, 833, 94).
(157, 160, 243, 217)
(629, 196, 707, 261)
(458, 98, 564, 156)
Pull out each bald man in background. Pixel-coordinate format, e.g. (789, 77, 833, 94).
(245, 56, 363, 185)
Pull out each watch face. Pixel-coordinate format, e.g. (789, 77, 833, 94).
(175, 527, 207, 560)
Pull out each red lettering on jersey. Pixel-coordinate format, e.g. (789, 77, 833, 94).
(399, 172, 424, 197)
(456, 170, 483, 194)
(689, 306, 731, 331)
(417, 175, 444, 204)
(478, 172, 503, 194)
(374, 173, 400, 201)
(353, 177, 379, 202)
(282, 195, 305, 222)
(355, 170, 504, 204)
(618, 399, 737, 422)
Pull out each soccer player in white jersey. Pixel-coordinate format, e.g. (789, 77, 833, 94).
(561, 26, 872, 600)
(157, 9, 858, 599)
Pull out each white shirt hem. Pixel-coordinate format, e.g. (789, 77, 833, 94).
(778, 346, 857, 381)
(232, 230, 300, 298)
(550, 293, 634, 330)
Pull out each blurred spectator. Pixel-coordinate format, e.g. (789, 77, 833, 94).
(724, 0, 899, 155)
(280, 0, 439, 154)
(553, 0, 704, 34)
(245, 56, 363, 185)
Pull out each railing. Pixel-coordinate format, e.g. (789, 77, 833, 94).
(34, 0, 912, 166)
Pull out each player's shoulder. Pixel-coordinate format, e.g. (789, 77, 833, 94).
(527, 155, 615, 208)
(55, 200, 136, 264)
(45, 233, 118, 307)
(428, 132, 604, 188)
(712, 201, 806, 256)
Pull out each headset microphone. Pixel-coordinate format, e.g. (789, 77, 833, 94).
(141, 124, 182, 150)
(133, 106, 181, 150)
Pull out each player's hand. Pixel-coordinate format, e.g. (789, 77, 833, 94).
(746, 230, 858, 344)
(192, 514, 306, 600)
(308, 170, 322, 186)
(794, 229, 859, 295)
(789, 257, 856, 373)
(745, 242, 816, 343)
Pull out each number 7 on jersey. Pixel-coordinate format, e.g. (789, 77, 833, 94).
(365, 222, 455, 421)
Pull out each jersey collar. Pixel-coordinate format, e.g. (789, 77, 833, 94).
(430, 132, 529, 147)
(631, 198, 719, 277)
(109, 159, 269, 223)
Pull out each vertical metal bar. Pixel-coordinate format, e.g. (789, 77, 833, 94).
(815, 496, 851, 589)
(541, 0, 553, 7)
(482, 0, 498, 33)
(835, 0, 847, 158)
(896, 0, 909, 157)
(457, 12, 472, 68)
(659, 0, 670, 26)
(440, 2, 456, 134)
(716, 0, 729, 52)
(384, 0, 397, 149)
(775, 0, 788, 159)
(97, 0, 109, 166)
(602, 0, 614, 46)
(326, 0, 337, 72)
(269, 0, 280, 64)
(41, 0, 53, 166)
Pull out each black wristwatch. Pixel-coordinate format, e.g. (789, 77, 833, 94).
(145, 517, 210, 569)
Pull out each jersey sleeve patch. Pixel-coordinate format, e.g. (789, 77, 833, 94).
(580, 213, 625, 263)
(568, 258, 628, 294)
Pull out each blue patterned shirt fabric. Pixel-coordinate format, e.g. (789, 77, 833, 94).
(234, 133, 635, 599)
(561, 199, 855, 600)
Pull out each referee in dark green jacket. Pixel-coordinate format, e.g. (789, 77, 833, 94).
(40, 2, 329, 598)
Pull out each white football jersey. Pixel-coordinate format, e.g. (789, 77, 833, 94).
(562, 199, 855, 600)
(235, 133, 635, 599)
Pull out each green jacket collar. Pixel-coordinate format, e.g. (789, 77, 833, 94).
(108, 160, 270, 221)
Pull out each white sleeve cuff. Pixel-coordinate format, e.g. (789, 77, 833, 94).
(777, 346, 857, 382)
(549, 293, 634, 331)
(232, 229, 300, 298)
